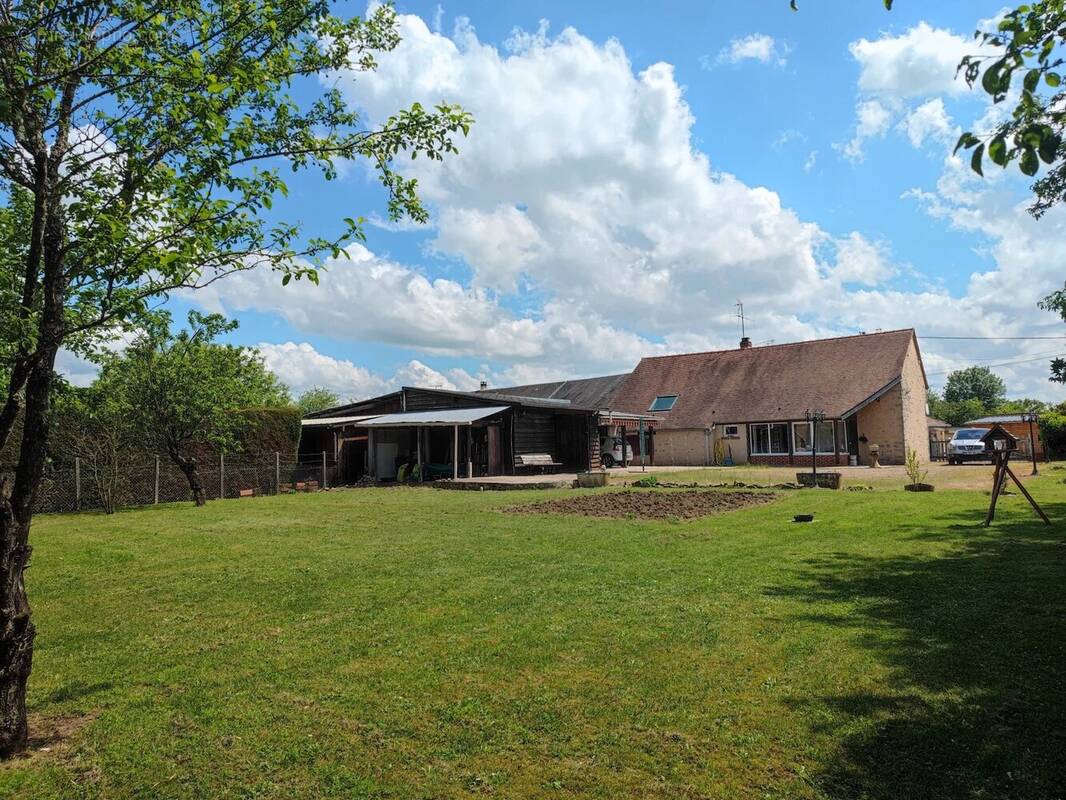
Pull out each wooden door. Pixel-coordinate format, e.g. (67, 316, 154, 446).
(486, 425, 501, 476)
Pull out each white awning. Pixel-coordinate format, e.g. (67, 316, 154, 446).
(301, 415, 380, 427)
(360, 406, 509, 427)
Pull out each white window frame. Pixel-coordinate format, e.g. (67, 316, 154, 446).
(749, 423, 789, 455)
(792, 420, 838, 455)
(723, 424, 740, 439)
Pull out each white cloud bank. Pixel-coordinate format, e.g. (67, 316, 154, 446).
(179, 10, 1066, 401)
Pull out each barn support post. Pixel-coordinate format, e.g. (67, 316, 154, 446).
(416, 428, 422, 482)
(321, 451, 327, 490)
(467, 427, 473, 478)
(154, 456, 160, 504)
(453, 424, 459, 480)
(219, 453, 225, 500)
(74, 457, 81, 511)
(275, 452, 280, 495)
(368, 429, 376, 480)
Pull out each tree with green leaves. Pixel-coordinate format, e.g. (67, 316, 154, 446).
(1039, 284, 1066, 382)
(927, 391, 987, 427)
(942, 366, 1008, 411)
(297, 386, 341, 416)
(51, 384, 139, 514)
(0, 1, 469, 756)
(96, 313, 288, 506)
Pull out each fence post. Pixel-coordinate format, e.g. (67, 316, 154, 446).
(321, 450, 327, 490)
(154, 456, 160, 504)
(74, 457, 81, 511)
(220, 452, 225, 500)
(275, 451, 280, 495)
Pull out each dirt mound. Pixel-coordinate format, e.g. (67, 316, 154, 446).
(507, 489, 776, 520)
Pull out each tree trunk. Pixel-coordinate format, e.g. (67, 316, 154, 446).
(174, 456, 207, 506)
(0, 348, 57, 758)
(0, 481, 34, 758)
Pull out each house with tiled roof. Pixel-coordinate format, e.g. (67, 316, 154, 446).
(608, 329, 929, 467)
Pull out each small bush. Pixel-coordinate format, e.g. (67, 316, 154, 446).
(633, 475, 659, 488)
(905, 447, 928, 487)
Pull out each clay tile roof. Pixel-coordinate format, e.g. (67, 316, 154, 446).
(610, 329, 920, 428)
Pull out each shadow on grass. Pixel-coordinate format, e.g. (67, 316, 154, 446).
(772, 502, 1066, 800)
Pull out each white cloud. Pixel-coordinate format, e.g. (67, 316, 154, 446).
(190, 243, 686, 378)
(803, 150, 817, 173)
(832, 233, 898, 286)
(840, 99, 894, 162)
(257, 342, 392, 400)
(709, 34, 786, 68)
(331, 14, 825, 335)
(899, 97, 959, 148)
(256, 342, 485, 401)
(849, 22, 983, 98)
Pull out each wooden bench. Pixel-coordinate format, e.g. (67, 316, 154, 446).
(514, 453, 564, 474)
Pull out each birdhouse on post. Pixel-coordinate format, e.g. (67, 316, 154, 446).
(981, 424, 1018, 455)
(981, 424, 1049, 527)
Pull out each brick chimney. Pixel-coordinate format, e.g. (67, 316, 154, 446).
(739, 336, 752, 350)
(479, 380, 488, 390)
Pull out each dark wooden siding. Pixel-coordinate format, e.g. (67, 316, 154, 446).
(514, 410, 556, 455)
(403, 389, 491, 411)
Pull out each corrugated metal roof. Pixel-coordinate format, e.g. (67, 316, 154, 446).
(480, 374, 629, 409)
(360, 406, 510, 427)
(301, 415, 380, 427)
(965, 414, 1030, 424)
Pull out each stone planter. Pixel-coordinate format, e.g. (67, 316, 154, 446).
(904, 483, 935, 492)
(796, 472, 842, 490)
(577, 471, 608, 488)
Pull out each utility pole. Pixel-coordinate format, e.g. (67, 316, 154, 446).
(1024, 410, 1039, 476)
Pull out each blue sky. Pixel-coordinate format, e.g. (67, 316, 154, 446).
(76, 0, 1065, 402)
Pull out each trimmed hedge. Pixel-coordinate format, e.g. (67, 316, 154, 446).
(1038, 412, 1066, 460)
(232, 406, 302, 457)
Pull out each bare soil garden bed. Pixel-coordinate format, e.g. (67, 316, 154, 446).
(507, 489, 776, 520)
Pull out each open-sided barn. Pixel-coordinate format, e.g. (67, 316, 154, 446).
(300, 386, 603, 482)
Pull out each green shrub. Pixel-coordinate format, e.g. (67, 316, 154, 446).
(1038, 412, 1066, 459)
(633, 475, 659, 488)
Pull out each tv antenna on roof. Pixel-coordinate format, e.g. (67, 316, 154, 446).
(736, 300, 746, 339)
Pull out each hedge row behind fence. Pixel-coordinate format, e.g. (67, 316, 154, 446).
(7, 453, 339, 515)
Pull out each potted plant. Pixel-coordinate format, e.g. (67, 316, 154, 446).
(903, 447, 934, 492)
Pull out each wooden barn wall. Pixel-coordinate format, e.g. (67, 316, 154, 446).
(514, 410, 556, 455)
(354, 396, 403, 415)
(403, 389, 491, 412)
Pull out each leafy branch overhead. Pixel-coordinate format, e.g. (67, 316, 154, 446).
(952, 2, 1065, 216)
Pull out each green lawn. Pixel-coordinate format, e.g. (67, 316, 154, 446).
(3, 473, 1066, 799)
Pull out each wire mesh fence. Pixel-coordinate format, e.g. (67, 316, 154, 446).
(2, 453, 339, 515)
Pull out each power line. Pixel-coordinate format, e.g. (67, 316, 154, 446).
(919, 334, 1066, 340)
(926, 351, 1066, 376)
